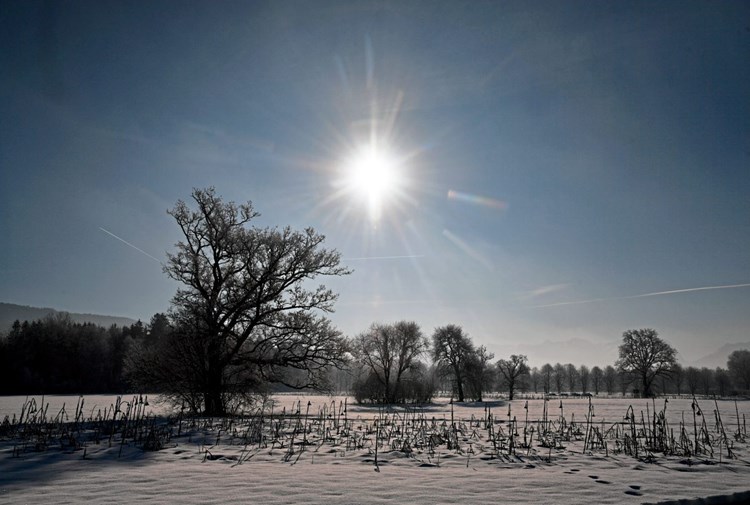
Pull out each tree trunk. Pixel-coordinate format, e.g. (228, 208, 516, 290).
(204, 390, 223, 416)
(204, 356, 225, 416)
(455, 368, 465, 402)
(642, 373, 651, 398)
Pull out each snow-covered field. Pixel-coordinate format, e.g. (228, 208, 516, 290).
(2, 394, 750, 504)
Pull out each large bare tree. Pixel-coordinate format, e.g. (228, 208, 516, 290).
(129, 188, 350, 415)
(616, 328, 676, 397)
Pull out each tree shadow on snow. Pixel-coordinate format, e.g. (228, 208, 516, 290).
(0, 443, 159, 486)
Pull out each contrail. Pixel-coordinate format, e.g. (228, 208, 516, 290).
(99, 227, 162, 263)
(529, 283, 750, 309)
(343, 255, 425, 261)
(635, 283, 750, 298)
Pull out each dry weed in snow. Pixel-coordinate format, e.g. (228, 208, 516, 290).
(1, 395, 750, 504)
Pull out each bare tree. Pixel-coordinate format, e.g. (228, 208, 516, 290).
(616, 329, 677, 397)
(603, 365, 617, 395)
(715, 367, 731, 397)
(128, 188, 350, 415)
(540, 363, 553, 394)
(432, 324, 473, 402)
(354, 321, 429, 403)
(728, 349, 750, 391)
(553, 363, 565, 394)
(465, 345, 495, 401)
(698, 367, 715, 396)
(590, 366, 603, 395)
(496, 355, 529, 400)
(529, 367, 540, 394)
(578, 365, 590, 394)
(670, 363, 685, 395)
(685, 366, 700, 396)
(564, 363, 579, 393)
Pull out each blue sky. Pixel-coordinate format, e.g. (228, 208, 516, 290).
(1, 0, 748, 365)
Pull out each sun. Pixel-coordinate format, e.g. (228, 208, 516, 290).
(344, 145, 403, 221)
(350, 148, 397, 200)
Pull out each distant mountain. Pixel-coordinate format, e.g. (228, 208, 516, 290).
(692, 343, 750, 369)
(0, 302, 138, 332)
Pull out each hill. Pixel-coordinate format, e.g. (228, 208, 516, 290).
(692, 342, 750, 369)
(0, 302, 138, 332)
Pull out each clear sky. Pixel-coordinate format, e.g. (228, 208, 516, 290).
(1, 0, 749, 366)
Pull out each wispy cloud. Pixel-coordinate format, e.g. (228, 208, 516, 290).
(343, 254, 425, 261)
(529, 283, 750, 309)
(99, 227, 162, 263)
(442, 229, 495, 271)
(523, 283, 569, 299)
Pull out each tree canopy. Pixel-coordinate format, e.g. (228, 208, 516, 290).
(496, 354, 529, 400)
(352, 321, 429, 404)
(727, 349, 750, 391)
(616, 328, 676, 397)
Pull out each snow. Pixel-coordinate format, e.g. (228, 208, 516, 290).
(2, 395, 749, 504)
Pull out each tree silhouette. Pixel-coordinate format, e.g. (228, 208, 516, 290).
(540, 363, 554, 394)
(590, 366, 603, 395)
(465, 345, 495, 401)
(496, 354, 529, 400)
(616, 328, 676, 397)
(578, 365, 590, 394)
(432, 324, 473, 402)
(353, 321, 428, 403)
(128, 188, 350, 415)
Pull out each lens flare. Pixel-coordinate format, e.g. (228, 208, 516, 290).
(448, 190, 507, 210)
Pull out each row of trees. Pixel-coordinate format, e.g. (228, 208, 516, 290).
(497, 360, 747, 398)
(3, 312, 748, 402)
(347, 322, 750, 403)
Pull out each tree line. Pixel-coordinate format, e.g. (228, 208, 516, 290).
(3, 312, 749, 403)
(0, 313, 169, 395)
